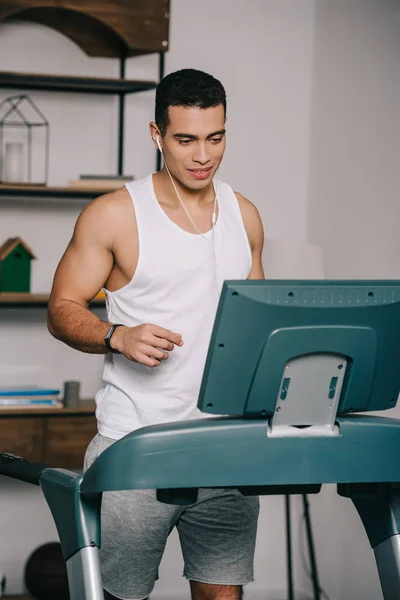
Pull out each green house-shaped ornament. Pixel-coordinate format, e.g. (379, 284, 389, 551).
(0, 237, 36, 293)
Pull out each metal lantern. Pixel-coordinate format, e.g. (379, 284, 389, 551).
(0, 94, 49, 186)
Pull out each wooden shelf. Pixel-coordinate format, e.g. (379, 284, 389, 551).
(0, 293, 105, 308)
(0, 1, 170, 59)
(0, 401, 95, 417)
(0, 71, 158, 95)
(0, 184, 122, 199)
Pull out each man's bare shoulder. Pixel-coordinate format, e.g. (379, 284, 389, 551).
(76, 186, 132, 230)
(234, 191, 260, 220)
(81, 186, 132, 220)
(234, 192, 264, 247)
(73, 187, 134, 248)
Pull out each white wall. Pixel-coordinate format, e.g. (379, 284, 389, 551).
(307, 0, 400, 280)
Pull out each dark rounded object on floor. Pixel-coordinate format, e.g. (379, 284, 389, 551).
(24, 542, 69, 600)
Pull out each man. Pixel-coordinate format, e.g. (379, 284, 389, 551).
(48, 69, 265, 600)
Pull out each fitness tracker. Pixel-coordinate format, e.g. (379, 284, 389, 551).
(104, 324, 123, 354)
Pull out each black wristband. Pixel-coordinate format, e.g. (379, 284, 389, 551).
(104, 324, 123, 354)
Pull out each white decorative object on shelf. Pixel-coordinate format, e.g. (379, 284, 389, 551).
(3, 141, 25, 183)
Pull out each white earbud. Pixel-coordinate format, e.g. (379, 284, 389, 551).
(156, 135, 162, 152)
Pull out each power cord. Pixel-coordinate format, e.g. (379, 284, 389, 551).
(299, 510, 330, 600)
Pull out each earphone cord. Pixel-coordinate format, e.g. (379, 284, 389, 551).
(162, 157, 219, 296)
(163, 160, 217, 244)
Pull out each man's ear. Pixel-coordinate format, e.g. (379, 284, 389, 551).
(149, 121, 161, 147)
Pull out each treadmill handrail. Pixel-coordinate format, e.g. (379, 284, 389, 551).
(80, 414, 400, 495)
(0, 452, 47, 485)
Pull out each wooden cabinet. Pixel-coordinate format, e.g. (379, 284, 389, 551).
(0, 418, 43, 463)
(0, 406, 97, 470)
(46, 414, 96, 468)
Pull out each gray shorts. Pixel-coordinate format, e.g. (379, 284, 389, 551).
(84, 433, 260, 600)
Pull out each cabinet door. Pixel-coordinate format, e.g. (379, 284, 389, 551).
(45, 416, 97, 470)
(0, 417, 45, 463)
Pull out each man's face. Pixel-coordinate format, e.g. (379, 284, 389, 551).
(160, 104, 226, 191)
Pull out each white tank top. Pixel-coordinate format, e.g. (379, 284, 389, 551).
(96, 174, 252, 439)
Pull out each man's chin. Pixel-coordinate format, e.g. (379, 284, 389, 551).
(183, 170, 215, 189)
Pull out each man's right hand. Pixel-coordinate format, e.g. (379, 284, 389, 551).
(110, 324, 184, 367)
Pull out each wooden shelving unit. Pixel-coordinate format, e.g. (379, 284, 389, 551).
(0, 293, 105, 308)
(0, 5, 167, 594)
(0, 0, 169, 179)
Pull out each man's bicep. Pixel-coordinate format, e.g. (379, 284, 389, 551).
(49, 205, 114, 307)
(235, 192, 265, 280)
(50, 239, 112, 306)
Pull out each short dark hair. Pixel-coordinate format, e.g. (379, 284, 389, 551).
(155, 68, 226, 136)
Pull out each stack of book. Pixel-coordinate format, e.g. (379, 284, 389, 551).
(0, 387, 62, 409)
(68, 174, 134, 191)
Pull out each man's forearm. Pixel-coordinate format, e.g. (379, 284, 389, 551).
(47, 299, 113, 354)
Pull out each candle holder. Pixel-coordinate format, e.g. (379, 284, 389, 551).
(0, 94, 49, 186)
